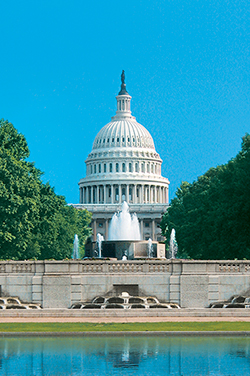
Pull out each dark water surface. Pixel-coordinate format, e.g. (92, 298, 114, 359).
(0, 336, 250, 375)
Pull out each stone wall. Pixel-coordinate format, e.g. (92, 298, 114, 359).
(0, 260, 250, 308)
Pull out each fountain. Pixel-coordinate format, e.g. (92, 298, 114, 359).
(169, 228, 178, 259)
(147, 238, 154, 258)
(85, 201, 165, 260)
(72, 234, 79, 259)
(109, 201, 141, 240)
(96, 233, 104, 258)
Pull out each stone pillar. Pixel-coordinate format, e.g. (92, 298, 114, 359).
(119, 185, 122, 203)
(149, 186, 152, 203)
(112, 185, 114, 204)
(152, 219, 155, 241)
(126, 185, 129, 203)
(104, 185, 106, 204)
(91, 186, 93, 204)
(154, 186, 156, 203)
(134, 184, 137, 204)
(140, 219, 143, 240)
(83, 187, 85, 204)
(105, 219, 109, 240)
(79, 187, 83, 204)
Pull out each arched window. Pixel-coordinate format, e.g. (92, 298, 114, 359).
(116, 163, 119, 172)
(135, 163, 138, 172)
(122, 163, 126, 172)
(141, 163, 145, 173)
(147, 164, 150, 173)
(151, 164, 154, 173)
(110, 163, 113, 173)
(90, 165, 93, 174)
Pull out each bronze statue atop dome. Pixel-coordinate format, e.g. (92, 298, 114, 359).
(121, 70, 125, 84)
(118, 70, 129, 95)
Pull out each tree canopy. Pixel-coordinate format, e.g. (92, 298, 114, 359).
(161, 134, 250, 260)
(0, 119, 92, 260)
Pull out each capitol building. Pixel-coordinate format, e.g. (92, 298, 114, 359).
(75, 72, 169, 242)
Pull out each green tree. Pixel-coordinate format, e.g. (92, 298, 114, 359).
(161, 134, 250, 260)
(0, 119, 92, 260)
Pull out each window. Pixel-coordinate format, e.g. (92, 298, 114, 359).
(147, 164, 150, 173)
(135, 163, 138, 172)
(145, 222, 150, 228)
(129, 163, 132, 172)
(122, 137, 125, 142)
(116, 163, 119, 172)
(103, 139, 105, 143)
(117, 137, 119, 142)
(99, 164, 101, 173)
(98, 223, 103, 228)
(112, 138, 114, 142)
(90, 165, 93, 174)
(122, 163, 126, 172)
(107, 138, 109, 143)
(141, 163, 145, 173)
(94, 164, 97, 173)
(104, 164, 106, 173)
(110, 163, 113, 173)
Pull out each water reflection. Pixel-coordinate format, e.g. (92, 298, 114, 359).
(0, 336, 250, 375)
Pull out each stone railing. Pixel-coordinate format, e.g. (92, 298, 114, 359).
(0, 260, 249, 275)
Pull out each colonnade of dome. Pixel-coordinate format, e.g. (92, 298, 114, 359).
(80, 183, 168, 205)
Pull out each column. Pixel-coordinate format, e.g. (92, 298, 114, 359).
(140, 219, 143, 240)
(91, 186, 93, 204)
(79, 187, 83, 204)
(104, 185, 106, 204)
(83, 187, 86, 204)
(119, 184, 122, 203)
(134, 184, 137, 204)
(154, 186, 156, 203)
(152, 219, 155, 241)
(149, 186, 151, 203)
(112, 185, 114, 204)
(126, 184, 129, 203)
(105, 219, 109, 240)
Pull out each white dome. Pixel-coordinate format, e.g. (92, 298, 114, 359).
(92, 119, 155, 150)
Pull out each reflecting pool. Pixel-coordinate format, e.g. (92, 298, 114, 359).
(0, 336, 250, 375)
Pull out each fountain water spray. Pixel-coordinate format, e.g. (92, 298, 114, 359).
(169, 229, 178, 259)
(108, 201, 141, 240)
(96, 233, 104, 258)
(72, 234, 79, 259)
(148, 238, 154, 258)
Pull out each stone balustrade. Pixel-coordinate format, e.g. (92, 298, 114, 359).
(0, 260, 250, 309)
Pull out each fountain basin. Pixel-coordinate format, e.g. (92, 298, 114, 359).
(85, 240, 165, 260)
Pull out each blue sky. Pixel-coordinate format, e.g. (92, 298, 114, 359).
(1, 0, 249, 203)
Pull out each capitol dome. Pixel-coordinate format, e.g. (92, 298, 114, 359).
(92, 119, 155, 150)
(77, 71, 169, 242)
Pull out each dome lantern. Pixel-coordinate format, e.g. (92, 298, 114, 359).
(113, 70, 133, 120)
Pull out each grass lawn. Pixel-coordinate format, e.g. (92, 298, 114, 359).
(0, 322, 250, 332)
